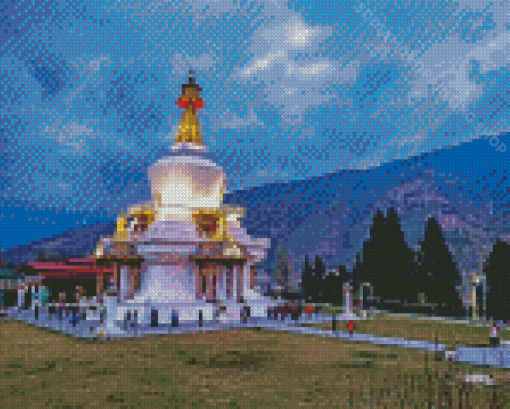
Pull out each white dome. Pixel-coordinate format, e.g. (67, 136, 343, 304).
(148, 153, 226, 209)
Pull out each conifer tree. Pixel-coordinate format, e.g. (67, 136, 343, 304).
(314, 255, 327, 303)
(301, 255, 316, 303)
(353, 208, 419, 303)
(322, 264, 349, 306)
(485, 239, 510, 322)
(314, 255, 326, 278)
(417, 217, 463, 309)
(336, 263, 350, 287)
(351, 251, 363, 286)
(300, 255, 329, 303)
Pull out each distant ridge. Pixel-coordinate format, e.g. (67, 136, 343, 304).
(1, 221, 117, 266)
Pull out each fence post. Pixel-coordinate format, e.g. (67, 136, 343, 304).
(151, 309, 158, 328)
(172, 310, 179, 327)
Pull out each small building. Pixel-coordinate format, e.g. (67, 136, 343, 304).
(18, 257, 119, 304)
(0, 267, 26, 308)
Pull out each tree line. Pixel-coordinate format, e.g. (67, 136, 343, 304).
(278, 207, 510, 322)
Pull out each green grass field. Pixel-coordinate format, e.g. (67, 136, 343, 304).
(1, 319, 510, 408)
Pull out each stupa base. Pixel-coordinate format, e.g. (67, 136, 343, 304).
(100, 294, 277, 329)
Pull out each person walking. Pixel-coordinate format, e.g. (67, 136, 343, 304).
(347, 319, 356, 336)
(490, 323, 501, 347)
(58, 290, 66, 320)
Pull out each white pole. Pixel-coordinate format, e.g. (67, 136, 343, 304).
(17, 287, 24, 312)
(343, 283, 353, 318)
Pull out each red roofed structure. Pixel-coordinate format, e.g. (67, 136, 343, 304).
(19, 255, 142, 303)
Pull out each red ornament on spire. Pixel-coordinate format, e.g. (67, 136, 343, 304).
(177, 97, 204, 113)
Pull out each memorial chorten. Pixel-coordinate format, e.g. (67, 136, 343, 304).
(94, 71, 278, 330)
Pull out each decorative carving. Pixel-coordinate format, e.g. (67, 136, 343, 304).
(113, 208, 157, 242)
(223, 243, 241, 257)
(129, 209, 156, 232)
(192, 209, 231, 241)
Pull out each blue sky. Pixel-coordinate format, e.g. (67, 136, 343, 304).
(0, 0, 509, 250)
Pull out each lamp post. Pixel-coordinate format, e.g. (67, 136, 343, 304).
(358, 282, 373, 317)
(469, 273, 481, 320)
(343, 282, 353, 318)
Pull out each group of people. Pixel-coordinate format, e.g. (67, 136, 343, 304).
(305, 306, 357, 335)
(322, 306, 503, 346)
(53, 286, 89, 327)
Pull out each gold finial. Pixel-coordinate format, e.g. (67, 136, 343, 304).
(175, 70, 204, 146)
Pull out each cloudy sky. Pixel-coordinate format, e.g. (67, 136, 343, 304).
(0, 0, 509, 249)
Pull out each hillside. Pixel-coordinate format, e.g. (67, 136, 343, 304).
(3, 134, 509, 294)
(1, 221, 116, 266)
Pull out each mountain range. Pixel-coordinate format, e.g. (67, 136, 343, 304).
(3, 134, 510, 295)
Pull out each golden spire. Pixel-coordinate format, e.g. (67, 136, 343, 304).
(175, 70, 204, 146)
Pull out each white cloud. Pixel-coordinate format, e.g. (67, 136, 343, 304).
(242, 50, 286, 76)
(104, 2, 340, 149)
(218, 109, 265, 130)
(260, 15, 318, 46)
(43, 121, 92, 153)
(242, 14, 332, 77)
(233, 13, 341, 127)
(32, 55, 116, 157)
(66, 55, 110, 109)
(256, 169, 269, 178)
(16, 0, 510, 207)
(42, 118, 129, 156)
(282, 19, 313, 47)
(406, 28, 510, 141)
(407, 0, 510, 109)
(285, 62, 334, 76)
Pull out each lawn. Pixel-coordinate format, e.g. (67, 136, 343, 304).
(0, 319, 510, 408)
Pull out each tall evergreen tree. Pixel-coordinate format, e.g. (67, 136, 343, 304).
(485, 239, 510, 322)
(353, 208, 419, 303)
(322, 264, 349, 306)
(337, 263, 349, 282)
(417, 217, 463, 309)
(351, 251, 363, 285)
(314, 255, 326, 278)
(301, 255, 330, 303)
(301, 255, 316, 303)
(314, 255, 327, 303)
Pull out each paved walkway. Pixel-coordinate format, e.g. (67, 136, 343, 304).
(371, 309, 510, 331)
(4, 308, 510, 369)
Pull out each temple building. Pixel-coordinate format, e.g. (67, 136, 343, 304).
(83, 71, 279, 330)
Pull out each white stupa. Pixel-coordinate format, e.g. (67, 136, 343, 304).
(94, 71, 279, 331)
